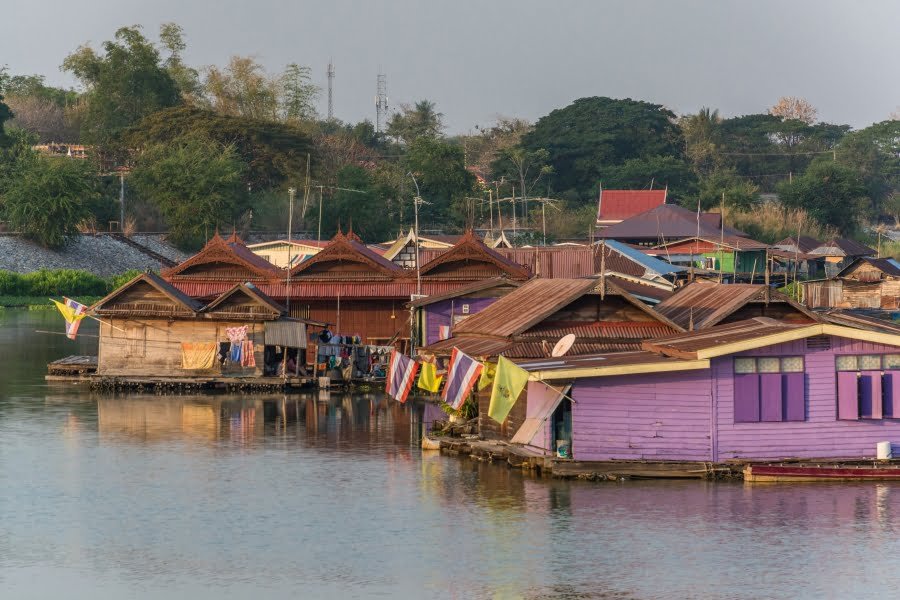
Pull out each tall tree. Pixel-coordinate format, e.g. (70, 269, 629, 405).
(62, 26, 180, 148)
(0, 90, 11, 147)
(404, 137, 474, 227)
(159, 22, 201, 101)
(680, 107, 722, 176)
(281, 63, 319, 122)
(203, 56, 280, 121)
(520, 96, 683, 200)
(386, 100, 444, 145)
(836, 120, 900, 216)
(769, 96, 818, 124)
(130, 134, 247, 249)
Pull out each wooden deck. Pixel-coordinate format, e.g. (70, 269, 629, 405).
(47, 355, 98, 381)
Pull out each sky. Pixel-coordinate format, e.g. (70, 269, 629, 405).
(2, 0, 898, 132)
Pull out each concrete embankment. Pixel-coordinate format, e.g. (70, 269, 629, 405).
(0, 233, 189, 277)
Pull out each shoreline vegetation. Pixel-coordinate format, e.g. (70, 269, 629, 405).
(0, 268, 139, 307)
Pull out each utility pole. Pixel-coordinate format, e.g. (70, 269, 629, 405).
(327, 60, 335, 121)
(408, 173, 423, 298)
(119, 171, 125, 232)
(375, 72, 388, 133)
(286, 187, 295, 314)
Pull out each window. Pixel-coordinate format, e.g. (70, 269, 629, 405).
(734, 357, 805, 423)
(704, 257, 716, 269)
(836, 355, 900, 420)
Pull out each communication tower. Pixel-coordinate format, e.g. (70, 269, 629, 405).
(375, 72, 389, 133)
(327, 60, 335, 120)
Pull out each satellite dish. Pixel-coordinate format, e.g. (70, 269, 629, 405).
(552, 334, 577, 357)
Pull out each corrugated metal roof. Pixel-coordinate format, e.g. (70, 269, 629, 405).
(654, 282, 772, 330)
(264, 319, 308, 347)
(818, 309, 900, 334)
(596, 204, 747, 240)
(810, 238, 876, 258)
(452, 279, 599, 337)
(92, 271, 204, 314)
(422, 335, 643, 359)
(596, 190, 667, 221)
(406, 278, 522, 308)
(171, 280, 486, 300)
(601, 239, 686, 276)
(650, 235, 769, 252)
(516, 350, 693, 372)
(519, 321, 673, 340)
(838, 257, 900, 278)
(642, 318, 806, 357)
(774, 235, 823, 253)
(603, 276, 675, 303)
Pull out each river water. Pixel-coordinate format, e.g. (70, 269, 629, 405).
(4, 310, 900, 599)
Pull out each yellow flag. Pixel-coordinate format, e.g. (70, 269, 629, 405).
(488, 356, 529, 424)
(417, 361, 443, 393)
(52, 299, 81, 323)
(478, 361, 497, 391)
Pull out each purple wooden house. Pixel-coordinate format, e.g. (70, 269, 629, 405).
(409, 278, 522, 347)
(513, 317, 900, 462)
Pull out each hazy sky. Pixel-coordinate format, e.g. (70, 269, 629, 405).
(3, 0, 898, 132)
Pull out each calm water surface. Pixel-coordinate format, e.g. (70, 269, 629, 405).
(3, 310, 900, 599)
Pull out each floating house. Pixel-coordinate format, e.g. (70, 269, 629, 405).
(510, 317, 900, 462)
(803, 257, 900, 310)
(809, 238, 876, 277)
(91, 272, 316, 380)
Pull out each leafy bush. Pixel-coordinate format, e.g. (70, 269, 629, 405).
(0, 268, 147, 304)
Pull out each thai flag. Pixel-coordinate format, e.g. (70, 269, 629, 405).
(441, 348, 484, 410)
(438, 325, 450, 340)
(385, 350, 420, 404)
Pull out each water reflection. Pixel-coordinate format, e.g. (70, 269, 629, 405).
(5, 310, 900, 598)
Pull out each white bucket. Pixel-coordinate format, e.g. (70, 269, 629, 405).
(877, 441, 893, 460)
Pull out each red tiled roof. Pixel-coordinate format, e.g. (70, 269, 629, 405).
(597, 189, 667, 222)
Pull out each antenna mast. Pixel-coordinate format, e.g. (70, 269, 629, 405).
(327, 60, 335, 120)
(375, 72, 388, 133)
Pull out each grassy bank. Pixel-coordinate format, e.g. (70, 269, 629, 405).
(0, 269, 141, 307)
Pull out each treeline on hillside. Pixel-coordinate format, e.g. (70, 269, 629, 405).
(0, 23, 897, 252)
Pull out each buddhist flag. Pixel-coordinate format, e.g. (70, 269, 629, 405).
(386, 350, 419, 404)
(52, 297, 88, 340)
(478, 361, 497, 391)
(488, 356, 530, 424)
(417, 360, 443, 393)
(442, 348, 483, 411)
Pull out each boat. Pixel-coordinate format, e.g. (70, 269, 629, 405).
(421, 435, 442, 451)
(744, 463, 900, 482)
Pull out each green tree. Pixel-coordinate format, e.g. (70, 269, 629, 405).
(520, 96, 683, 200)
(693, 169, 759, 211)
(126, 106, 315, 190)
(404, 137, 474, 227)
(0, 90, 11, 147)
(386, 100, 444, 145)
(604, 155, 696, 204)
(0, 150, 98, 248)
(130, 134, 247, 249)
(62, 26, 180, 148)
(491, 146, 553, 222)
(281, 63, 318, 122)
(836, 120, 900, 216)
(680, 107, 722, 176)
(777, 159, 869, 234)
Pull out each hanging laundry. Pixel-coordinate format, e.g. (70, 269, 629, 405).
(230, 342, 242, 364)
(218, 342, 230, 365)
(225, 325, 249, 343)
(241, 341, 256, 367)
(182, 342, 217, 370)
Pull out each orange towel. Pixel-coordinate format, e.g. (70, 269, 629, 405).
(181, 342, 217, 370)
(241, 340, 256, 368)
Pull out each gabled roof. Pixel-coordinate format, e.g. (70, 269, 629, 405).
(836, 257, 900, 278)
(596, 189, 667, 222)
(600, 239, 687, 277)
(810, 238, 876, 258)
(653, 281, 818, 330)
(643, 317, 900, 360)
(596, 204, 747, 240)
(406, 277, 523, 308)
(817, 309, 900, 335)
(203, 282, 286, 317)
(774, 235, 822, 254)
(648, 235, 769, 252)
(418, 230, 531, 280)
(163, 232, 284, 279)
(92, 271, 204, 315)
(450, 277, 682, 339)
(289, 230, 406, 278)
(602, 273, 675, 304)
(247, 239, 331, 251)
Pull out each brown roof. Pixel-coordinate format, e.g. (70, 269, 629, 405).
(516, 350, 697, 372)
(290, 230, 406, 278)
(418, 230, 531, 280)
(451, 279, 599, 337)
(406, 277, 523, 308)
(817, 309, 900, 335)
(603, 275, 675, 303)
(837, 257, 900, 279)
(642, 318, 808, 359)
(163, 232, 284, 280)
(92, 271, 204, 316)
(596, 204, 747, 240)
(650, 235, 769, 252)
(811, 238, 876, 258)
(774, 235, 823, 253)
(424, 336, 643, 359)
(203, 282, 286, 317)
(653, 281, 817, 330)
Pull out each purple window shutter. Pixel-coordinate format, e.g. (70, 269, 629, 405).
(760, 373, 784, 422)
(734, 373, 760, 423)
(860, 371, 883, 419)
(783, 373, 805, 421)
(884, 372, 900, 418)
(837, 371, 859, 420)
